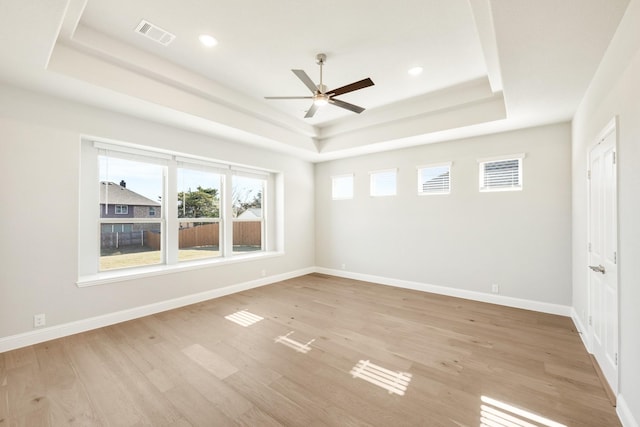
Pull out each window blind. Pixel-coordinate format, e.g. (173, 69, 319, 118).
(481, 159, 521, 190)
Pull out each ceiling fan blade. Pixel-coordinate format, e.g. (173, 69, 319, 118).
(264, 96, 313, 99)
(329, 98, 365, 114)
(327, 78, 374, 97)
(304, 103, 319, 118)
(292, 69, 319, 94)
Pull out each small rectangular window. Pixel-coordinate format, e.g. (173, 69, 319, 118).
(149, 207, 156, 216)
(332, 174, 354, 200)
(417, 163, 451, 195)
(114, 205, 129, 214)
(370, 169, 397, 197)
(478, 154, 525, 192)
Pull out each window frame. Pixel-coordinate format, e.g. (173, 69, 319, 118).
(417, 162, 452, 196)
(114, 204, 129, 215)
(478, 154, 525, 193)
(78, 139, 282, 287)
(369, 168, 397, 197)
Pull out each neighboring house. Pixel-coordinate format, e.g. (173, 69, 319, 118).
(236, 207, 262, 219)
(99, 181, 161, 233)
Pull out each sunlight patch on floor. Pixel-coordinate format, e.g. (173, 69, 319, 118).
(274, 331, 315, 353)
(480, 396, 567, 427)
(350, 359, 412, 396)
(224, 310, 264, 327)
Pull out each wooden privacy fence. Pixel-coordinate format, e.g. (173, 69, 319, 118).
(232, 221, 261, 247)
(145, 230, 161, 251)
(101, 230, 146, 249)
(142, 222, 261, 251)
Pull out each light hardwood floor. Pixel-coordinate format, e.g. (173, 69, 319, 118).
(0, 274, 620, 426)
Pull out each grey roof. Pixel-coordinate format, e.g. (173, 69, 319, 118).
(237, 207, 262, 219)
(99, 182, 160, 207)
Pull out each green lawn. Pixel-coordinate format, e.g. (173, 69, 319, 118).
(100, 247, 221, 271)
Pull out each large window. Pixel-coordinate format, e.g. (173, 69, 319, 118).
(478, 154, 525, 192)
(79, 140, 279, 283)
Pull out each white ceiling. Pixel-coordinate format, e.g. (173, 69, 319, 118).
(0, 0, 630, 161)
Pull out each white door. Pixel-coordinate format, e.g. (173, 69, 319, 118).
(588, 121, 618, 393)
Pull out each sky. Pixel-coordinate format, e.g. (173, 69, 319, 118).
(99, 156, 262, 205)
(99, 156, 163, 201)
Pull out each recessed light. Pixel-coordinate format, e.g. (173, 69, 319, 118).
(408, 66, 423, 76)
(199, 34, 218, 47)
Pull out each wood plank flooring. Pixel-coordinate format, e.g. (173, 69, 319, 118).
(0, 274, 620, 426)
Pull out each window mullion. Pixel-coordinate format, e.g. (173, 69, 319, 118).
(166, 160, 178, 265)
(223, 171, 233, 257)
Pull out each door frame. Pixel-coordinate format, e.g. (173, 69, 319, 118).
(586, 116, 619, 394)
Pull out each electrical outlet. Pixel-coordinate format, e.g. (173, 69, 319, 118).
(491, 284, 499, 294)
(34, 313, 46, 328)
(261, 269, 266, 277)
(341, 263, 346, 270)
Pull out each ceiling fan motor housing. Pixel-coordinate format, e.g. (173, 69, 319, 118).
(315, 53, 327, 65)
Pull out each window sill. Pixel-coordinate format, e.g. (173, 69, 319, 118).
(77, 251, 284, 287)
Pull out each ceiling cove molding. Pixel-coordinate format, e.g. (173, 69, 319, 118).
(468, 0, 504, 93)
(66, 25, 317, 137)
(48, 42, 319, 154)
(318, 77, 497, 140)
(318, 92, 506, 153)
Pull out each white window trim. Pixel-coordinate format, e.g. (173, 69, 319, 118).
(77, 250, 285, 287)
(331, 173, 354, 200)
(478, 153, 525, 193)
(369, 168, 398, 197)
(79, 138, 282, 287)
(114, 204, 129, 214)
(417, 162, 452, 196)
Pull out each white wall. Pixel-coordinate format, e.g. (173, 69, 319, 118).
(572, 0, 640, 423)
(0, 83, 315, 340)
(315, 123, 572, 306)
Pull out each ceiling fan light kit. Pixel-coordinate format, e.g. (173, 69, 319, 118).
(265, 53, 375, 118)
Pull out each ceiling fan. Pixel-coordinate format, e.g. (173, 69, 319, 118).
(265, 53, 374, 118)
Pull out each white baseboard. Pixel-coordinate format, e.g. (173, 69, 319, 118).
(618, 394, 639, 427)
(570, 308, 592, 352)
(0, 267, 315, 353)
(314, 268, 572, 316)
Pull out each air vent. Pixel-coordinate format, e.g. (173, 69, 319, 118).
(135, 20, 175, 46)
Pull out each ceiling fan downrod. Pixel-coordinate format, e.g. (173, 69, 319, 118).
(313, 53, 329, 105)
(316, 53, 327, 94)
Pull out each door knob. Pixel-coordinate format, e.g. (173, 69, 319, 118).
(589, 265, 606, 274)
